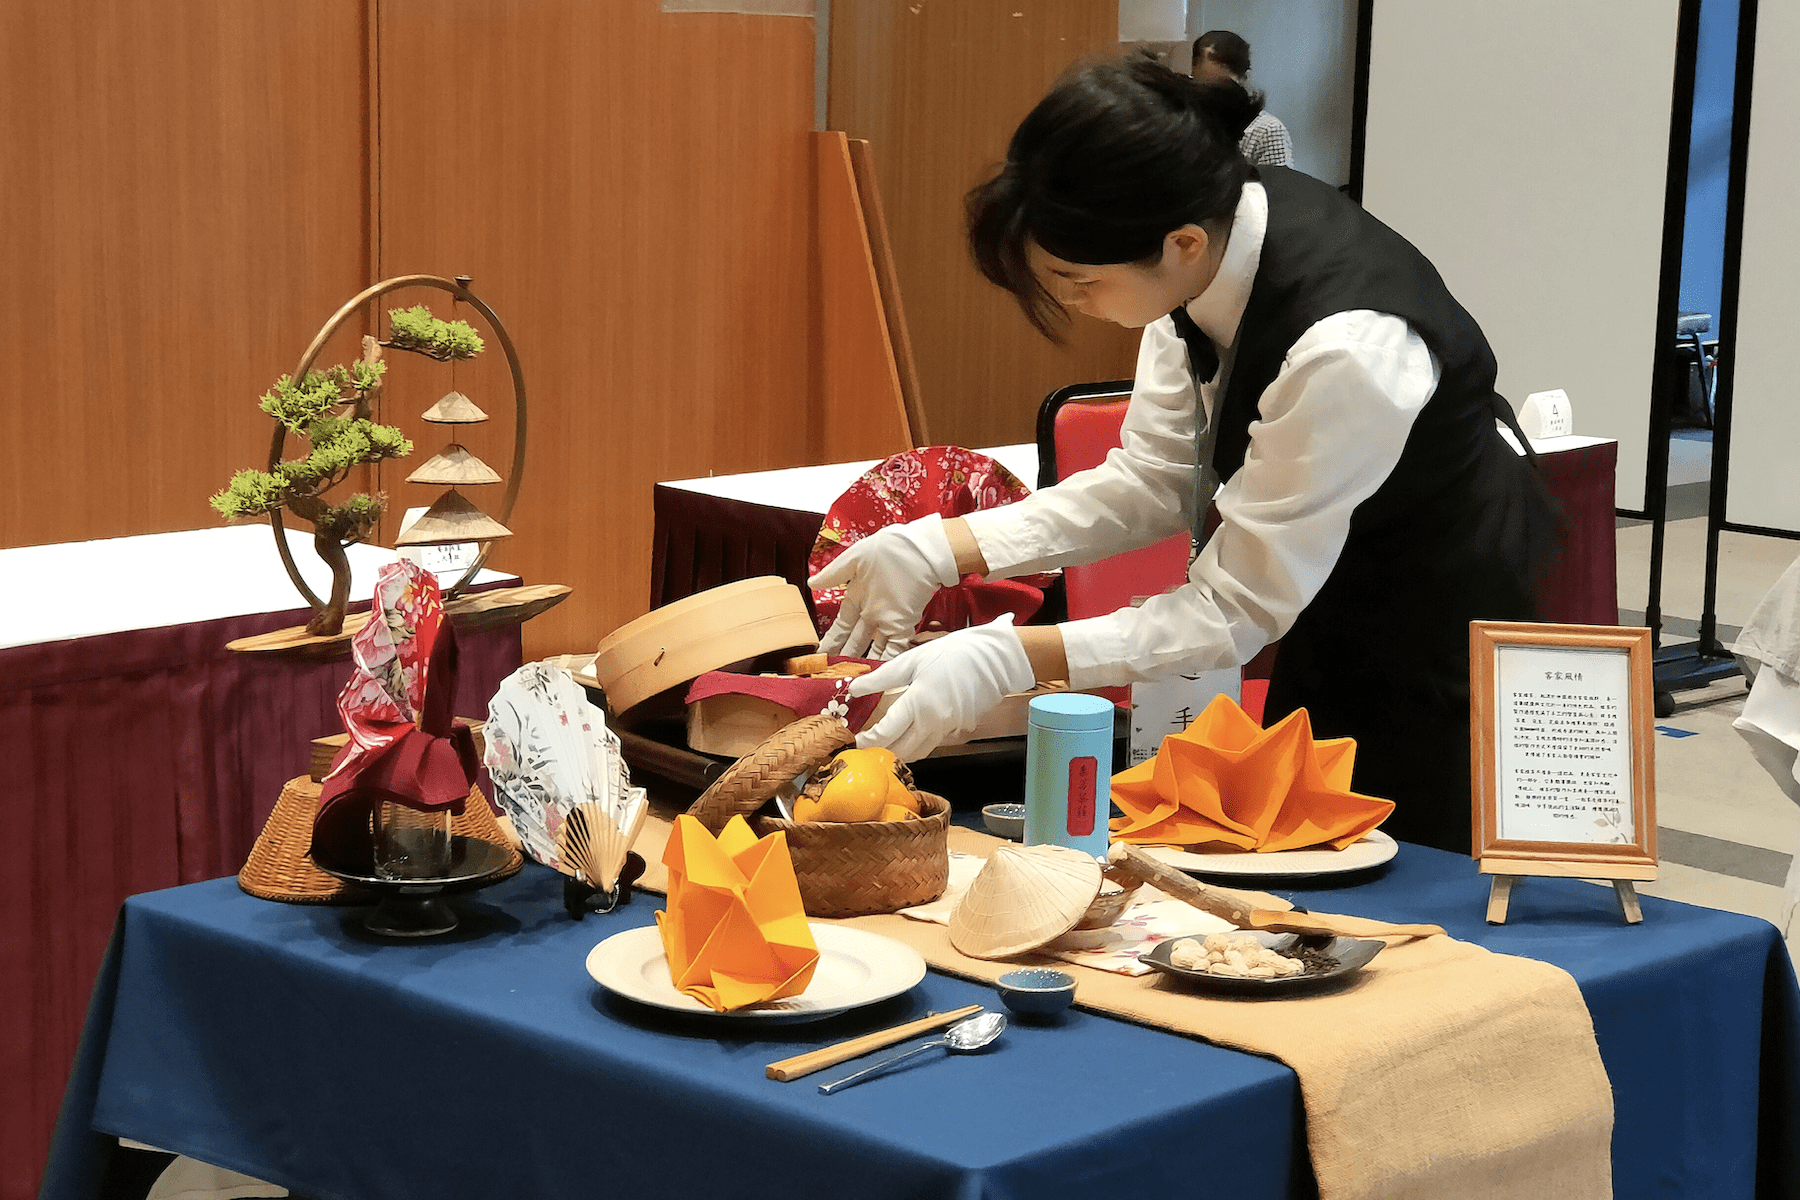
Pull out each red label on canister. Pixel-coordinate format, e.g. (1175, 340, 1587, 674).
(1066, 756, 1097, 836)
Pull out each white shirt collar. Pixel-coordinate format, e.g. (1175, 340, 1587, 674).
(1183, 181, 1266, 351)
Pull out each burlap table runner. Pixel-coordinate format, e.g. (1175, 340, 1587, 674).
(633, 812, 1613, 1200)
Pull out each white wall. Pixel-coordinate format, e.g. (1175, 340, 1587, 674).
(1360, 0, 1682, 511)
(1189, 0, 1358, 186)
(1725, 0, 1800, 533)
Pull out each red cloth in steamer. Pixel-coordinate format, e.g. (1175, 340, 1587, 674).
(684, 657, 884, 731)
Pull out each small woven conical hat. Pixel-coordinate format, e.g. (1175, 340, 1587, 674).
(395, 488, 513, 545)
(949, 844, 1104, 959)
(423, 391, 489, 423)
(407, 444, 502, 486)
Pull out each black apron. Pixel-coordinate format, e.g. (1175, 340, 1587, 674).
(1168, 168, 1563, 854)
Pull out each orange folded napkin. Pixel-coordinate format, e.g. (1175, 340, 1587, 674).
(655, 814, 820, 1012)
(1111, 694, 1394, 852)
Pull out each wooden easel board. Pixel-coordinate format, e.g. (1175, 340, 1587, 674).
(1470, 622, 1658, 924)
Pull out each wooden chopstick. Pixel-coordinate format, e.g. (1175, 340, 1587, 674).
(765, 1004, 984, 1081)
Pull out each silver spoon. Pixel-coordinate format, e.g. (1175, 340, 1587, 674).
(817, 1011, 1006, 1094)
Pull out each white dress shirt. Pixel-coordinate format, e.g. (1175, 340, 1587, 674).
(962, 182, 1443, 689)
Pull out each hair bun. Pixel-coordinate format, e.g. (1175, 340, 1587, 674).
(1123, 54, 1262, 144)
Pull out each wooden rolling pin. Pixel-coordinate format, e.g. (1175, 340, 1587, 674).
(766, 1005, 984, 1081)
(1106, 843, 1444, 940)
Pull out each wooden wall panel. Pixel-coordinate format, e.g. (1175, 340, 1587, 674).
(815, 132, 913, 460)
(376, 0, 819, 660)
(0, 0, 372, 550)
(828, 0, 1139, 453)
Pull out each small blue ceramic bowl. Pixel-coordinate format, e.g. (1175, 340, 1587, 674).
(996, 968, 1077, 1017)
(982, 803, 1026, 840)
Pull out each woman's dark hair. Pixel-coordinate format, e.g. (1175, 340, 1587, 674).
(1194, 30, 1252, 77)
(966, 55, 1262, 340)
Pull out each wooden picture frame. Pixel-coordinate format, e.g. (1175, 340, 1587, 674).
(1469, 622, 1657, 923)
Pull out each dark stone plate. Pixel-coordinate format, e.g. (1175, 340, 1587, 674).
(1140, 931, 1385, 997)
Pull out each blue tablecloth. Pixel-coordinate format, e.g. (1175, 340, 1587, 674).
(43, 842, 1800, 1200)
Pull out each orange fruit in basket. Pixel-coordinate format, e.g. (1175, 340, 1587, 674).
(801, 747, 912, 823)
(884, 774, 920, 816)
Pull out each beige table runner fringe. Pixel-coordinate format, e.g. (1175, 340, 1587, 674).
(633, 808, 1613, 1200)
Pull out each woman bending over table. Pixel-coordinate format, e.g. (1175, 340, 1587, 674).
(810, 57, 1561, 854)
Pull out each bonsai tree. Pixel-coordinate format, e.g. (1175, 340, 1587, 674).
(211, 307, 485, 636)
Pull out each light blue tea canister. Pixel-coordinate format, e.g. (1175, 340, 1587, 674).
(1023, 693, 1115, 860)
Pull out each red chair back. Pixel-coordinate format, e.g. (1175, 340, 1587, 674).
(1045, 394, 1191, 621)
(1036, 382, 1271, 721)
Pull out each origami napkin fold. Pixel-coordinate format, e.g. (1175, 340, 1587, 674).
(655, 815, 819, 1012)
(1111, 694, 1394, 852)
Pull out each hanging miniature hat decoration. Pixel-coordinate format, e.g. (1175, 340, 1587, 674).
(808, 447, 1057, 638)
(1110, 694, 1394, 853)
(656, 814, 819, 1012)
(312, 560, 480, 863)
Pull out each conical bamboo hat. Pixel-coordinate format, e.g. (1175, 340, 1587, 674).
(423, 391, 489, 423)
(407, 444, 502, 486)
(948, 844, 1103, 959)
(395, 488, 513, 545)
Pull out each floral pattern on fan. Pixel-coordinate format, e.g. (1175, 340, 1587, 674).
(484, 662, 635, 871)
(808, 446, 1057, 637)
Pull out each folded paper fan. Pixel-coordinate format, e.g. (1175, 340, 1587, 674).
(808, 447, 1057, 638)
(656, 814, 820, 1012)
(1110, 694, 1394, 853)
(556, 794, 649, 893)
(484, 663, 637, 872)
(949, 844, 1103, 959)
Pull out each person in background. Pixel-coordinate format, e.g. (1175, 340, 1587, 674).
(810, 57, 1563, 853)
(1192, 29, 1293, 168)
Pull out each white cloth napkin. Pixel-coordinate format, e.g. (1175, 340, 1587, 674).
(1733, 553, 1800, 934)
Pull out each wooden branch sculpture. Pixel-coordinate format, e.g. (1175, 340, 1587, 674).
(215, 280, 513, 643)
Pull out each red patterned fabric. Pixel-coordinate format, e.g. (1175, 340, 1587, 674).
(685, 657, 884, 732)
(808, 447, 1055, 637)
(316, 564, 478, 862)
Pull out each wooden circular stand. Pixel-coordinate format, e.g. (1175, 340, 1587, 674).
(232, 275, 566, 660)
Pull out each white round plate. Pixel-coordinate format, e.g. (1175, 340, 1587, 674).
(1139, 830, 1398, 879)
(585, 923, 927, 1023)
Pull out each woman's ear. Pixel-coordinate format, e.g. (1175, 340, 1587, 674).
(1164, 224, 1211, 269)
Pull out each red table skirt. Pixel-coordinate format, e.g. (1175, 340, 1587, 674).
(6, 607, 521, 1200)
(650, 441, 1621, 627)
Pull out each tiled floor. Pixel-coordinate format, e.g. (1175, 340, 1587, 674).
(1615, 432, 1800, 955)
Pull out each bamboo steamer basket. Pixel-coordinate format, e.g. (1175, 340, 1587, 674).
(687, 715, 950, 918)
(592, 577, 819, 716)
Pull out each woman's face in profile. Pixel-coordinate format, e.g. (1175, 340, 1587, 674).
(1026, 228, 1218, 329)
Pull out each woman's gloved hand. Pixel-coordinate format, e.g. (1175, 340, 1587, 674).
(846, 615, 1037, 761)
(808, 513, 961, 659)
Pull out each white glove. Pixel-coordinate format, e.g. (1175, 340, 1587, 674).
(808, 513, 961, 659)
(847, 615, 1037, 761)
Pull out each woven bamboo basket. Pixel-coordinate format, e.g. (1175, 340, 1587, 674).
(686, 715, 950, 918)
(239, 775, 523, 904)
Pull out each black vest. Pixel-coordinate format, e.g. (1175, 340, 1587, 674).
(1197, 167, 1563, 851)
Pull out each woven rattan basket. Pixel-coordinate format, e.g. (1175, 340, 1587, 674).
(686, 715, 950, 918)
(239, 775, 523, 904)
